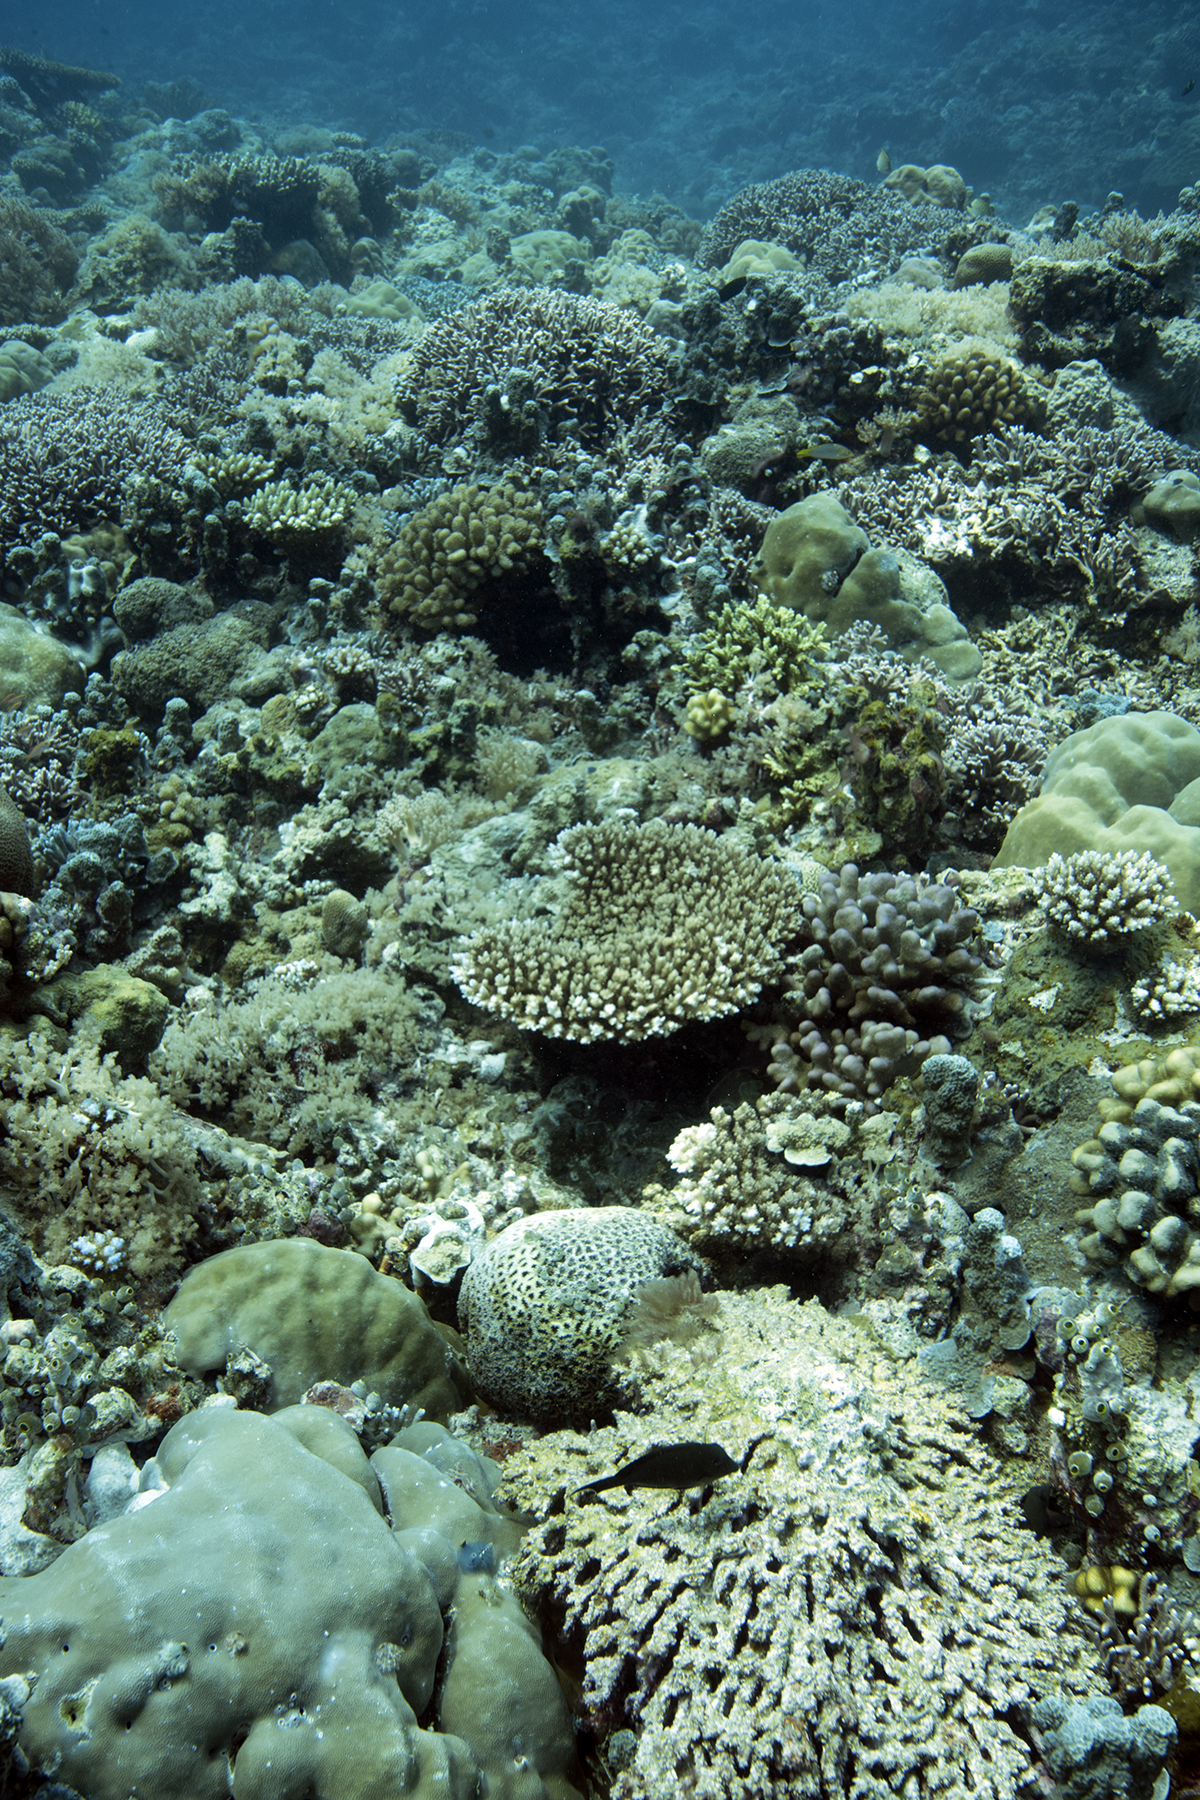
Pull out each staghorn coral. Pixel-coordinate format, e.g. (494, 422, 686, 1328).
(0, 193, 78, 326)
(1036, 849, 1177, 947)
(763, 863, 984, 1111)
(499, 1289, 1103, 1800)
(395, 289, 674, 453)
(374, 479, 544, 634)
(697, 169, 986, 284)
(0, 388, 189, 569)
(452, 818, 801, 1044)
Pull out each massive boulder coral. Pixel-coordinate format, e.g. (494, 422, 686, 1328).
(995, 711, 1200, 913)
(457, 1206, 704, 1423)
(498, 1289, 1103, 1800)
(164, 1239, 470, 1419)
(451, 818, 801, 1044)
(0, 1405, 579, 1800)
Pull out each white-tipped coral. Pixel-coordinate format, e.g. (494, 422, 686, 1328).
(1035, 849, 1176, 946)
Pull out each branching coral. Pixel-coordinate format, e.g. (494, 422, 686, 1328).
(763, 863, 984, 1110)
(697, 169, 986, 283)
(374, 480, 545, 633)
(395, 289, 674, 453)
(0, 388, 189, 568)
(452, 818, 800, 1044)
(1036, 850, 1176, 947)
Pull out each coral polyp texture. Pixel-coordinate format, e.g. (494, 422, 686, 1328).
(375, 478, 544, 633)
(1036, 848, 1177, 946)
(499, 1291, 1102, 1800)
(452, 818, 801, 1043)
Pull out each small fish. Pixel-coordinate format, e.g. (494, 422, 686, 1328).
(716, 275, 748, 302)
(876, 148, 892, 175)
(1184, 78, 1196, 97)
(1018, 1483, 1071, 1537)
(798, 440, 853, 463)
(574, 1441, 737, 1498)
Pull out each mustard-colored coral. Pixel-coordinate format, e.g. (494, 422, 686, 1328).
(376, 480, 544, 634)
(917, 345, 1043, 448)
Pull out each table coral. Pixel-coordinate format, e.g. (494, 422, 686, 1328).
(499, 1289, 1103, 1800)
(451, 817, 801, 1044)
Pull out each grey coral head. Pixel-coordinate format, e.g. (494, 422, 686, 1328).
(0, 784, 33, 896)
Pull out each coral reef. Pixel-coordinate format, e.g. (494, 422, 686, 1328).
(761, 863, 984, 1111)
(500, 1290, 1103, 1800)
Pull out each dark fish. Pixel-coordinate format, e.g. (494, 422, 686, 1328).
(574, 1441, 737, 1498)
(1019, 1483, 1071, 1536)
(716, 275, 748, 302)
(1184, 79, 1196, 96)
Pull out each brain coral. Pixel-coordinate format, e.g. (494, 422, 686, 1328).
(457, 1206, 704, 1423)
(451, 818, 801, 1044)
(498, 1288, 1102, 1800)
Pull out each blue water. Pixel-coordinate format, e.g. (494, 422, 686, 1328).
(12, 0, 1198, 218)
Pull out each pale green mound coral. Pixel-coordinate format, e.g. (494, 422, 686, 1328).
(375, 479, 544, 633)
(164, 1238, 469, 1419)
(0, 1405, 579, 1800)
(451, 818, 801, 1044)
(0, 340, 51, 402)
(995, 711, 1200, 914)
(150, 962, 425, 1157)
(756, 493, 980, 680)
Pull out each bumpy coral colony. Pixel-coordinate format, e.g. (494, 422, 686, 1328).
(4, 34, 1200, 1800)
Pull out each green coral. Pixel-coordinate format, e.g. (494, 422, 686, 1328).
(681, 597, 828, 737)
(375, 480, 544, 635)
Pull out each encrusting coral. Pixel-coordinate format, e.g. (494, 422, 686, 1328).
(499, 1289, 1103, 1800)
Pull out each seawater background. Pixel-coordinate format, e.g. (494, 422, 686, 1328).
(12, 0, 1200, 219)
